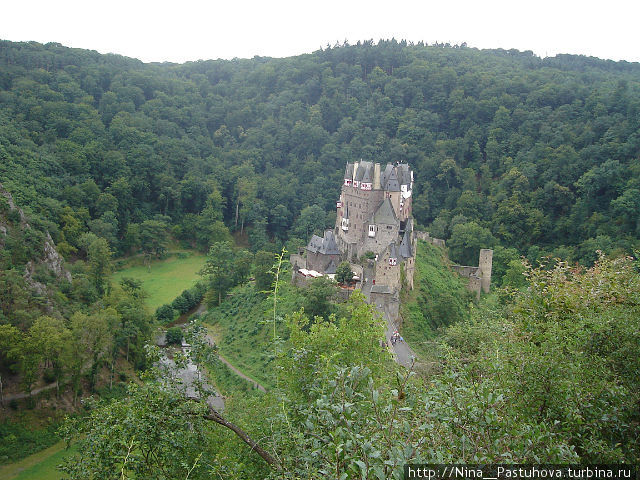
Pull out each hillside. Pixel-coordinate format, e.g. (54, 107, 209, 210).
(0, 40, 639, 272)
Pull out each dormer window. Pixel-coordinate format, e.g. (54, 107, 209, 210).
(368, 224, 375, 237)
(353, 180, 359, 188)
(361, 182, 372, 191)
(344, 179, 352, 186)
(337, 201, 342, 208)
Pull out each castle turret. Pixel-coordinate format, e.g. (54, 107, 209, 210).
(344, 163, 353, 186)
(361, 163, 372, 190)
(479, 249, 493, 293)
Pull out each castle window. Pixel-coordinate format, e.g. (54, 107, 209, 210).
(368, 225, 375, 237)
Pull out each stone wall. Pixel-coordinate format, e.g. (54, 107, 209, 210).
(415, 231, 445, 248)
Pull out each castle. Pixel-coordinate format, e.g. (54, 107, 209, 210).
(292, 161, 416, 298)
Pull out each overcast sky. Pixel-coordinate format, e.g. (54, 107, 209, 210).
(2, 0, 639, 64)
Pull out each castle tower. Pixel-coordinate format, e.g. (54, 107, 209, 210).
(373, 163, 381, 190)
(479, 249, 493, 293)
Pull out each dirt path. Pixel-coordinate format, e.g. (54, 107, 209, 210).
(2, 382, 57, 402)
(205, 334, 267, 392)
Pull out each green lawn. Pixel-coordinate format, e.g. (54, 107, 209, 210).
(0, 441, 77, 480)
(111, 252, 206, 310)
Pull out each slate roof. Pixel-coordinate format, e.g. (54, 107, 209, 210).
(398, 164, 411, 185)
(325, 259, 338, 274)
(385, 168, 400, 191)
(307, 230, 341, 255)
(381, 163, 394, 187)
(399, 229, 412, 258)
(370, 285, 392, 294)
(361, 165, 372, 183)
(344, 163, 354, 179)
(389, 242, 399, 259)
(373, 197, 398, 225)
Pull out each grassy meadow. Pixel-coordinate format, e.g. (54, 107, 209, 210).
(111, 251, 206, 310)
(0, 441, 77, 480)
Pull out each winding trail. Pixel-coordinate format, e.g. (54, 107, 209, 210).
(204, 334, 267, 392)
(2, 382, 57, 402)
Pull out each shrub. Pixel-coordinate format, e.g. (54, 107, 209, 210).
(166, 326, 183, 345)
(156, 304, 177, 323)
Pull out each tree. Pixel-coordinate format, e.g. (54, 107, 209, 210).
(139, 220, 169, 260)
(447, 221, 496, 266)
(200, 241, 235, 305)
(254, 250, 275, 294)
(334, 261, 354, 285)
(28, 316, 70, 396)
(0, 324, 21, 406)
(292, 204, 326, 240)
(82, 233, 112, 294)
(165, 326, 183, 345)
(302, 276, 337, 320)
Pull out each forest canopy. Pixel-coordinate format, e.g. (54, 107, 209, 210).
(0, 39, 639, 269)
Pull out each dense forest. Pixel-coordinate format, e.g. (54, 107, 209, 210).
(1, 39, 639, 272)
(0, 39, 639, 478)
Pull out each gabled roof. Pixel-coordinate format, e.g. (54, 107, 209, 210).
(381, 163, 394, 187)
(385, 168, 400, 191)
(320, 230, 340, 255)
(399, 229, 412, 259)
(361, 165, 372, 183)
(373, 197, 398, 225)
(306, 235, 324, 254)
(398, 164, 411, 185)
(325, 259, 338, 274)
(355, 160, 373, 182)
(389, 242, 398, 259)
(344, 163, 353, 179)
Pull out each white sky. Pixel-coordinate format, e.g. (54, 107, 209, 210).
(2, 0, 639, 64)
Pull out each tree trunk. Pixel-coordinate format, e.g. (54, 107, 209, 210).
(235, 201, 239, 228)
(203, 405, 280, 469)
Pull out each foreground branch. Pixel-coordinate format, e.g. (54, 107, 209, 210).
(202, 403, 280, 469)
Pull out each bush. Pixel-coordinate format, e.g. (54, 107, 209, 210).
(156, 304, 177, 323)
(166, 326, 183, 345)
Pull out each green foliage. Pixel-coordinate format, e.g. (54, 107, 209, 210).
(302, 275, 337, 320)
(334, 261, 354, 285)
(59, 383, 214, 480)
(253, 250, 275, 294)
(165, 326, 183, 345)
(401, 240, 472, 356)
(447, 221, 496, 266)
(443, 253, 640, 462)
(0, 421, 61, 465)
(200, 241, 251, 305)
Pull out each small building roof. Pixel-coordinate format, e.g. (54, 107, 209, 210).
(373, 197, 398, 225)
(344, 163, 353, 179)
(385, 168, 400, 192)
(325, 259, 338, 274)
(306, 230, 340, 255)
(361, 165, 372, 184)
(399, 229, 412, 259)
(389, 242, 398, 260)
(371, 285, 393, 294)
